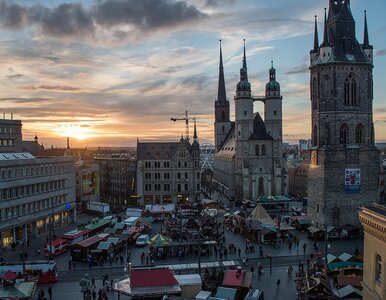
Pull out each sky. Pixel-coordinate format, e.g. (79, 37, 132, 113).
(0, 0, 385, 148)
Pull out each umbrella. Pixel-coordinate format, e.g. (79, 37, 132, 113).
(2, 270, 17, 281)
(148, 234, 170, 246)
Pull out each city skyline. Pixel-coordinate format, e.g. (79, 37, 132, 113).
(0, 0, 386, 148)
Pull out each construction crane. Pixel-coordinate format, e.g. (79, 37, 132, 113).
(170, 110, 190, 140)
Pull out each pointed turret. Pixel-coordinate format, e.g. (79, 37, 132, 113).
(193, 119, 197, 141)
(217, 40, 227, 102)
(321, 8, 329, 47)
(192, 119, 199, 149)
(312, 15, 319, 53)
(266, 61, 280, 93)
(362, 10, 373, 63)
(236, 39, 251, 91)
(363, 10, 372, 49)
(319, 8, 332, 64)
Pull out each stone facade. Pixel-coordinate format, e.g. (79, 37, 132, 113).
(214, 43, 288, 200)
(307, 2, 380, 228)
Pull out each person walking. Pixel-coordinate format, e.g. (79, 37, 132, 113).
(48, 286, 52, 300)
(141, 252, 145, 264)
(250, 265, 255, 276)
(238, 248, 241, 258)
(276, 278, 281, 289)
(302, 242, 307, 254)
(92, 290, 96, 300)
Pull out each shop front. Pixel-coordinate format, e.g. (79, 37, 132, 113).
(1, 230, 13, 247)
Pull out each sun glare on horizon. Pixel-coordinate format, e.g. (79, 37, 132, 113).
(54, 124, 95, 141)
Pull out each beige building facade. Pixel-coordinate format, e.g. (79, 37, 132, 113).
(359, 204, 386, 300)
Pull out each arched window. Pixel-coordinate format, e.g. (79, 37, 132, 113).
(313, 125, 318, 147)
(375, 254, 382, 282)
(261, 145, 266, 156)
(340, 124, 349, 144)
(258, 177, 264, 197)
(222, 110, 226, 120)
(312, 78, 317, 110)
(344, 74, 358, 106)
(355, 124, 364, 144)
(222, 125, 225, 133)
(255, 145, 260, 156)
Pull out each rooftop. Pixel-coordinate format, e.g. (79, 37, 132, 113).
(131, 268, 178, 288)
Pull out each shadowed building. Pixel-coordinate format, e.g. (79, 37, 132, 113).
(307, 1, 380, 228)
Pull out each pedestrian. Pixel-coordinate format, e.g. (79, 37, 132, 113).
(141, 252, 145, 264)
(48, 286, 52, 300)
(146, 255, 149, 265)
(120, 254, 124, 264)
(276, 278, 281, 288)
(40, 289, 45, 299)
(238, 248, 241, 258)
(302, 242, 307, 254)
(250, 266, 255, 276)
(92, 276, 95, 288)
(92, 290, 96, 300)
(242, 257, 246, 266)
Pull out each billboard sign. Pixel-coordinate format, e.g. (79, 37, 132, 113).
(345, 169, 361, 194)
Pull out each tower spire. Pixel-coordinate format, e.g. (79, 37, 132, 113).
(321, 8, 329, 47)
(236, 39, 250, 91)
(313, 15, 319, 52)
(193, 119, 197, 140)
(363, 10, 371, 48)
(217, 39, 227, 102)
(242, 39, 247, 70)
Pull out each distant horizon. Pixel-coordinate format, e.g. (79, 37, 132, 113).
(1, 0, 385, 148)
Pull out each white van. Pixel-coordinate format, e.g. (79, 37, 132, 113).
(136, 234, 149, 247)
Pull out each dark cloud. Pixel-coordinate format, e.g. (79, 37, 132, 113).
(285, 64, 308, 75)
(94, 0, 207, 30)
(376, 49, 386, 57)
(23, 85, 81, 92)
(0, 2, 95, 38)
(6, 73, 23, 79)
(0, 0, 206, 39)
(0, 97, 52, 103)
(205, 0, 235, 8)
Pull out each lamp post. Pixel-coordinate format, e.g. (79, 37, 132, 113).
(22, 239, 26, 275)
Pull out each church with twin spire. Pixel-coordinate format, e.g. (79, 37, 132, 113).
(213, 41, 288, 201)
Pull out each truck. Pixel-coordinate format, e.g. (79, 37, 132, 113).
(86, 202, 110, 217)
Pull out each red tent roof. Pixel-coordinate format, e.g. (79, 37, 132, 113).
(222, 270, 251, 288)
(131, 269, 177, 288)
(2, 271, 17, 281)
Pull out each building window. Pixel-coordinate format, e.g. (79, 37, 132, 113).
(222, 125, 225, 133)
(184, 184, 188, 191)
(313, 125, 318, 147)
(255, 145, 260, 156)
(222, 111, 226, 120)
(258, 177, 264, 197)
(244, 111, 247, 116)
(355, 124, 364, 144)
(344, 74, 358, 106)
(375, 254, 382, 282)
(340, 124, 349, 144)
(261, 145, 266, 156)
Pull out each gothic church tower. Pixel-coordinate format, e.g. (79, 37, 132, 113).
(214, 41, 232, 152)
(307, 1, 380, 228)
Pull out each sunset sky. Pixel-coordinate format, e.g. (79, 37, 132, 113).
(0, 0, 385, 148)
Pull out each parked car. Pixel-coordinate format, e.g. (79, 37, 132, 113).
(136, 234, 149, 247)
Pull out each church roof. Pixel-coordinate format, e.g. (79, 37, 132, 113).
(249, 113, 273, 141)
(216, 123, 235, 159)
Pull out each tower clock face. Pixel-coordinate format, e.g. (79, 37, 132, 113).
(311, 150, 318, 165)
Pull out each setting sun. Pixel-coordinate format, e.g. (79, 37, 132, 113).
(54, 124, 95, 141)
